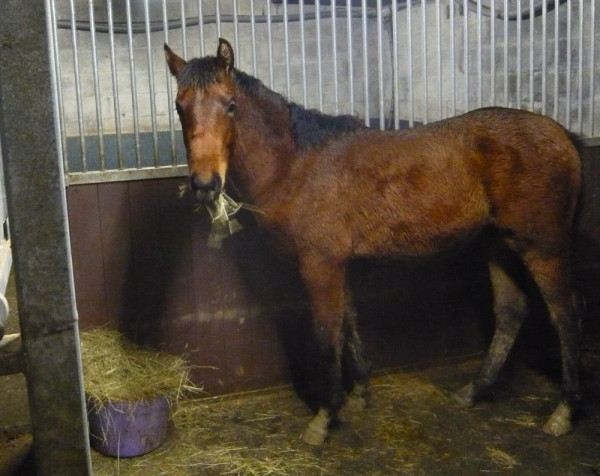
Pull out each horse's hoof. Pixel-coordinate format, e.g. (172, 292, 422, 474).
(301, 410, 329, 445)
(301, 423, 328, 446)
(345, 384, 368, 411)
(345, 394, 368, 411)
(453, 383, 476, 408)
(543, 402, 572, 436)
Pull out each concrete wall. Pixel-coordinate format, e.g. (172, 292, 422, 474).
(54, 0, 600, 150)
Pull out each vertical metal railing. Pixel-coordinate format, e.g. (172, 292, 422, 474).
(125, 0, 141, 168)
(50, 0, 599, 185)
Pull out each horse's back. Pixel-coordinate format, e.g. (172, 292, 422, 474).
(275, 108, 581, 260)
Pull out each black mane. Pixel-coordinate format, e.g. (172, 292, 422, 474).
(234, 70, 365, 150)
(288, 104, 366, 150)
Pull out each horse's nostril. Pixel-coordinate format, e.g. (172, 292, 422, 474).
(190, 172, 222, 193)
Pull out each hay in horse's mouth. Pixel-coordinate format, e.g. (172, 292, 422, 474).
(205, 193, 244, 248)
(179, 184, 261, 248)
(205, 192, 243, 223)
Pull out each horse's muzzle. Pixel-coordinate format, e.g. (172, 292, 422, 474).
(190, 172, 222, 204)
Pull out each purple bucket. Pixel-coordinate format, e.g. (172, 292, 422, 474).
(88, 396, 170, 457)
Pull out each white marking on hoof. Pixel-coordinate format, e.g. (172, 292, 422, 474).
(453, 382, 476, 408)
(301, 409, 329, 446)
(543, 402, 573, 436)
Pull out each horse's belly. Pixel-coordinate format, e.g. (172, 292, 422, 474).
(352, 204, 489, 259)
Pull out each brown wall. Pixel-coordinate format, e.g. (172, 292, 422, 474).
(67, 146, 600, 396)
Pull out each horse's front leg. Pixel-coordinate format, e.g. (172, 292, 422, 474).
(299, 253, 347, 446)
(342, 286, 371, 411)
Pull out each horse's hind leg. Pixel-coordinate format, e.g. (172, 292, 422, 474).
(455, 259, 528, 407)
(522, 251, 581, 436)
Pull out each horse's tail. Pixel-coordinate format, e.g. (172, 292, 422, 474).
(567, 131, 586, 162)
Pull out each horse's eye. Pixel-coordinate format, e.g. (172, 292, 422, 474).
(175, 103, 183, 116)
(227, 100, 236, 115)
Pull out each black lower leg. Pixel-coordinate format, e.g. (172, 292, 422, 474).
(342, 301, 371, 389)
(314, 326, 346, 420)
(555, 307, 582, 407)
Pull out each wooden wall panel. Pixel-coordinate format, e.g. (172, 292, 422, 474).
(67, 184, 107, 328)
(97, 182, 132, 325)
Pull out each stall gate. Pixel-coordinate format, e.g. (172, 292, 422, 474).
(49, 0, 599, 185)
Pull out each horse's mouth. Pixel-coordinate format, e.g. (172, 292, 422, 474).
(190, 172, 223, 205)
(194, 188, 221, 205)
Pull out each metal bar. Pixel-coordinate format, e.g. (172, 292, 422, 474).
(266, 0, 274, 88)
(250, 0, 257, 76)
(143, 0, 159, 167)
(463, 0, 469, 111)
(566, 0, 572, 128)
(198, 0, 205, 55)
(284, 0, 291, 98)
(377, 0, 384, 129)
(406, 0, 414, 126)
(346, 0, 355, 114)
(162, 0, 177, 166)
(125, 0, 141, 167)
(529, 0, 535, 111)
(553, 0, 560, 119)
(69, 0, 87, 171)
(331, 0, 339, 114)
(181, 0, 188, 59)
(435, 0, 442, 118)
(392, 0, 399, 129)
(490, 0, 495, 106)
(107, 0, 124, 169)
(542, 0, 547, 114)
(88, 0, 105, 170)
(503, 0, 508, 106)
(300, 0, 307, 106)
(233, 0, 240, 62)
(421, 0, 428, 123)
(216, 0, 222, 40)
(516, 0, 522, 108)
(476, 0, 482, 108)
(362, 0, 369, 126)
(48, 0, 68, 175)
(315, 0, 324, 111)
(67, 166, 189, 186)
(0, 1, 92, 471)
(589, 0, 596, 135)
(577, 0, 583, 133)
(449, 0, 456, 115)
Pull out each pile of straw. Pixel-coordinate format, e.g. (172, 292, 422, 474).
(80, 328, 199, 410)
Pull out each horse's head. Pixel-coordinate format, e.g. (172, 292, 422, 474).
(165, 39, 236, 204)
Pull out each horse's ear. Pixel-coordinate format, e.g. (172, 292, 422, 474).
(216, 38, 234, 74)
(164, 43, 186, 78)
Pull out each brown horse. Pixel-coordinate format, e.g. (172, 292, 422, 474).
(165, 39, 582, 445)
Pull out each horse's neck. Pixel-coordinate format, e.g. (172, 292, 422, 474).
(230, 93, 296, 206)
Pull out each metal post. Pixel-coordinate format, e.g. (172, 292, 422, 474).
(0, 1, 92, 474)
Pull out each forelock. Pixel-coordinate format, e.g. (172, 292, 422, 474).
(177, 56, 221, 89)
